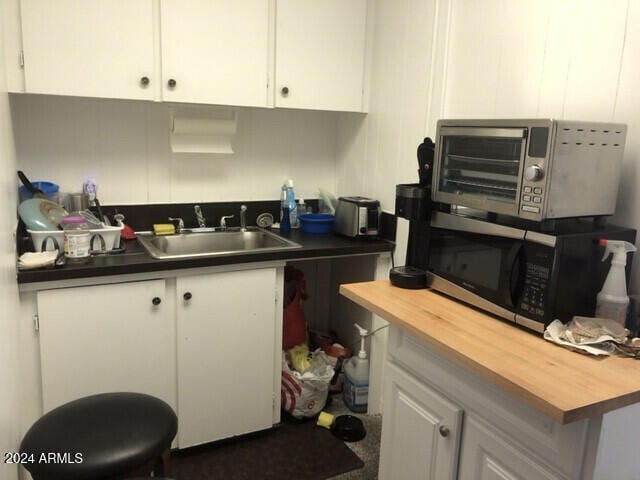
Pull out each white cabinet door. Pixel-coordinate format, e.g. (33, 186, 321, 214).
(160, 0, 270, 107)
(176, 268, 278, 448)
(37, 280, 174, 413)
(21, 0, 156, 100)
(379, 362, 463, 480)
(275, 0, 368, 112)
(458, 416, 565, 480)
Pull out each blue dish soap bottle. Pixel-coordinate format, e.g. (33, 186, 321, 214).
(280, 184, 291, 233)
(286, 179, 298, 228)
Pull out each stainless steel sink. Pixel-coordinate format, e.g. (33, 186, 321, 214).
(136, 227, 301, 259)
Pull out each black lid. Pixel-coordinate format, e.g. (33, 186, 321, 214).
(332, 415, 366, 442)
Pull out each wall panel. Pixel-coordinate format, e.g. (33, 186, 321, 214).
(10, 95, 339, 205)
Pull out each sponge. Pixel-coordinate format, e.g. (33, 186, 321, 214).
(153, 223, 175, 236)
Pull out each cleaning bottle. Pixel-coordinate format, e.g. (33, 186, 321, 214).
(343, 323, 369, 413)
(286, 179, 298, 228)
(596, 239, 637, 326)
(280, 184, 291, 233)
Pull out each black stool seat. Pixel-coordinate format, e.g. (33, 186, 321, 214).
(20, 392, 177, 480)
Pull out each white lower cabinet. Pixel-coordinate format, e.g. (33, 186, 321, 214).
(379, 362, 463, 480)
(36, 266, 283, 448)
(380, 326, 592, 480)
(458, 416, 564, 480)
(37, 280, 174, 413)
(176, 267, 281, 448)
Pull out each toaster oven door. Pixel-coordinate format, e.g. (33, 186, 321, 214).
(433, 127, 527, 216)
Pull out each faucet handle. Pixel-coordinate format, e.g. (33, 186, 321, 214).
(240, 204, 248, 230)
(168, 217, 184, 233)
(194, 205, 206, 228)
(220, 215, 235, 228)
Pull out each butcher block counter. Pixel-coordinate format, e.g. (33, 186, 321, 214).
(340, 280, 640, 425)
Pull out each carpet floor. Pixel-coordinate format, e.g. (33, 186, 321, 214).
(170, 394, 382, 480)
(324, 395, 382, 480)
(171, 416, 363, 479)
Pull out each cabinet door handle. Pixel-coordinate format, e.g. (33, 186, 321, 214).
(167, 78, 177, 88)
(439, 425, 450, 437)
(281, 86, 289, 96)
(152, 297, 162, 306)
(183, 292, 192, 301)
(140, 76, 150, 86)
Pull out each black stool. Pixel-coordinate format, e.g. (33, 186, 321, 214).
(20, 392, 177, 480)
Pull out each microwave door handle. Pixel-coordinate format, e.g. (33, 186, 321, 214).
(499, 242, 524, 308)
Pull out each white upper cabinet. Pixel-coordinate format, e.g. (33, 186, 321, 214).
(16, 0, 369, 111)
(20, 0, 156, 100)
(275, 0, 368, 112)
(160, 0, 271, 107)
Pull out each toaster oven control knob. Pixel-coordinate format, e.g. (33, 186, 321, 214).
(524, 164, 544, 182)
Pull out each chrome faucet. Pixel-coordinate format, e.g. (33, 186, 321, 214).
(194, 205, 206, 228)
(168, 217, 184, 234)
(219, 215, 234, 229)
(240, 205, 247, 231)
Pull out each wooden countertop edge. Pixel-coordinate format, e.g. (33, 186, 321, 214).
(339, 281, 640, 425)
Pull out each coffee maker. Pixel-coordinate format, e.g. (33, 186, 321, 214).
(389, 138, 435, 289)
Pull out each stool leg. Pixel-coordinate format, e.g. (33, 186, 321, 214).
(156, 447, 171, 476)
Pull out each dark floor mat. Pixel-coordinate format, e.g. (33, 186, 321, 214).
(171, 420, 364, 480)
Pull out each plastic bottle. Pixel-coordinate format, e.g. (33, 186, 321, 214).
(280, 184, 288, 221)
(343, 323, 369, 413)
(596, 239, 637, 326)
(280, 185, 291, 233)
(286, 179, 298, 228)
(298, 197, 309, 215)
(61, 215, 91, 264)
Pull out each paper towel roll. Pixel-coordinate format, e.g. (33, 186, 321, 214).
(170, 112, 238, 154)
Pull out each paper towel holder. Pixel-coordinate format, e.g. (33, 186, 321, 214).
(170, 107, 238, 154)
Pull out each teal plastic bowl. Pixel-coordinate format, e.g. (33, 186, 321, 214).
(299, 213, 335, 233)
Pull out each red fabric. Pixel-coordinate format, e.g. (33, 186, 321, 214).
(283, 288, 306, 349)
(284, 266, 308, 306)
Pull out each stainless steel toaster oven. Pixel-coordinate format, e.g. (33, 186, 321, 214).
(432, 119, 627, 222)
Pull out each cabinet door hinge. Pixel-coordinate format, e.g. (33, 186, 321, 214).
(19, 51, 24, 68)
(33, 314, 39, 332)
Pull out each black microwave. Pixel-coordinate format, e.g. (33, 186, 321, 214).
(426, 212, 636, 333)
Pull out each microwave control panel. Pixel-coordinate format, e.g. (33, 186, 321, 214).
(518, 261, 551, 320)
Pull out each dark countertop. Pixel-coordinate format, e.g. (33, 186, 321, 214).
(17, 229, 394, 284)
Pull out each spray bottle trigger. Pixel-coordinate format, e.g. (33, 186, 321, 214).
(599, 238, 611, 262)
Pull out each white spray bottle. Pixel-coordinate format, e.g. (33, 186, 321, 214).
(596, 239, 637, 326)
(342, 323, 369, 413)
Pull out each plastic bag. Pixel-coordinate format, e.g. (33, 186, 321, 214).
(281, 349, 334, 419)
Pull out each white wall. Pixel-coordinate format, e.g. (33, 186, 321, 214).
(0, 0, 22, 477)
(10, 94, 340, 205)
(334, 0, 441, 413)
(336, 0, 443, 264)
